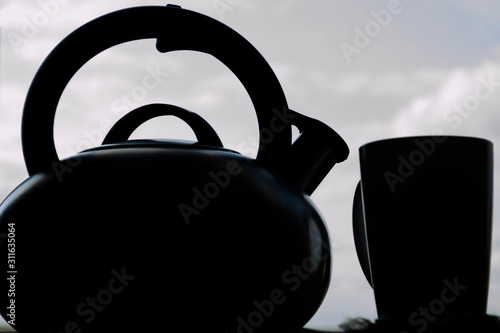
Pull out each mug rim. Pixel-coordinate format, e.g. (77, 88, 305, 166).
(359, 135, 493, 151)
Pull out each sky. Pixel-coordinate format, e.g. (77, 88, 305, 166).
(1, 0, 500, 330)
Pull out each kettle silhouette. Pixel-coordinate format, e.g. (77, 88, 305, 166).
(0, 5, 348, 333)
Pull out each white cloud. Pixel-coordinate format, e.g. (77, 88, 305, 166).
(332, 73, 371, 95)
(329, 69, 449, 99)
(452, 0, 500, 23)
(389, 60, 500, 138)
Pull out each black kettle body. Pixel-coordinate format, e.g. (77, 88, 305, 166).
(0, 6, 348, 333)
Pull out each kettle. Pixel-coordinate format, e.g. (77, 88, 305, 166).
(0, 5, 349, 333)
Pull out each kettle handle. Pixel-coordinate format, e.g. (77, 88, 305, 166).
(22, 5, 290, 176)
(353, 181, 374, 287)
(102, 103, 223, 147)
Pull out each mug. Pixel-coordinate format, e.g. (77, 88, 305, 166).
(353, 136, 493, 331)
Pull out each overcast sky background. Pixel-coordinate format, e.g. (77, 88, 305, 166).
(1, 0, 500, 330)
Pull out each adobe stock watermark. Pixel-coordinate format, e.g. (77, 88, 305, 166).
(178, 106, 296, 225)
(339, 0, 411, 64)
(50, 64, 170, 183)
(50, 267, 135, 333)
(227, 238, 331, 333)
(402, 277, 467, 333)
(213, 0, 243, 20)
(178, 160, 243, 225)
(384, 73, 499, 192)
(110, 64, 170, 115)
(236, 107, 297, 157)
(7, 0, 71, 55)
(441, 73, 499, 130)
(384, 136, 445, 193)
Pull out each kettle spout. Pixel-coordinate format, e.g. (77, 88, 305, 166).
(285, 110, 349, 196)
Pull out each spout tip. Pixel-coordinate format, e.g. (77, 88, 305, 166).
(325, 127, 350, 163)
(336, 141, 350, 163)
(288, 109, 349, 163)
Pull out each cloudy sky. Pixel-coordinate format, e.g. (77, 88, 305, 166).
(1, 0, 500, 330)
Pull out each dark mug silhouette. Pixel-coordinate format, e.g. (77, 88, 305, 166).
(353, 136, 493, 331)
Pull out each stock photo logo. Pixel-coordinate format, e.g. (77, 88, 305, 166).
(46, 267, 135, 333)
(340, 0, 410, 63)
(213, 0, 243, 20)
(6, 0, 72, 55)
(441, 74, 500, 130)
(382, 73, 498, 192)
(177, 159, 242, 225)
(403, 278, 468, 333)
(225, 239, 331, 333)
(383, 136, 445, 192)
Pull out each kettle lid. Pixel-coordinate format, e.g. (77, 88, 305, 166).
(83, 139, 237, 154)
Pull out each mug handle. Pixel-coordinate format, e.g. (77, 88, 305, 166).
(353, 181, 373, 287)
